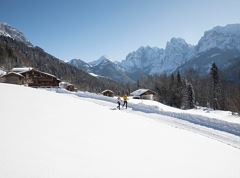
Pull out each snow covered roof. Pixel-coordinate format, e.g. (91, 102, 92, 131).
(101, 89, 114, 94)
(39, 71, 57, 78)
(11, 67, 33, 73)
(2, 72, 24, 78)
(11, 67, 57, 78)
(130, 89, 156, 96)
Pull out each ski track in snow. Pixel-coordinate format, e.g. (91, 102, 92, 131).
(48, 88, 240, 149)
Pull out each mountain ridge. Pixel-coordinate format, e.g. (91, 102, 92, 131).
(1, 22, 240, 84)
(68, 56, 134, 83)
(75, 23, 240, 82)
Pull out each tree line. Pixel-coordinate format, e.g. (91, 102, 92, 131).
(131, 63, 240, 113)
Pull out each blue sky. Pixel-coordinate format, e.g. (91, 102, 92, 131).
(1, 0, 240, 62)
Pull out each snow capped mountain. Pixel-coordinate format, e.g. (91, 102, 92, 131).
(69, 24, 240, 83)
(176, 24, 240, 80)
(176, 48, 240, 76)
(1, 22, 240, 83)
(2, 21, 239, 84)
(90, 56, 134, 83)
(121, 24, 240, 80)
(68, 56, 134, 83)
(122, 46, 164, 73)
(197, 24, 240, 53)
(0, 22, 33, 47)
(121, 38, 194, 76)
(89, 55, 112, 66)
(68, 58, 92, 72)
(157, 37, 195, 73)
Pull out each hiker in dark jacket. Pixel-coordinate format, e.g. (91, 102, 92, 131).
(117, 96, 122, 110)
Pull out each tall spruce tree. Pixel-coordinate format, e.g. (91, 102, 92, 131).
(169, 74, 176, 106)
(175, 72, 183, 108)
(210, 63, 220, 110)
(184, 82, 195, 109)
(137, 80, 140, 88)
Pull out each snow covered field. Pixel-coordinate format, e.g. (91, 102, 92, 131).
(1, 83, 240, 178)
(52, 88, 240, 147)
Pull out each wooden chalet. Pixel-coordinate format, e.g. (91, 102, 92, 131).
(101, 89, 114, 97)
(130, 89, 156, 100)
(11, 67, 60, 87)
(0, 72, 25, 85)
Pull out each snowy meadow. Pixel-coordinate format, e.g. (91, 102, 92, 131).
(0, 83, 240, 178)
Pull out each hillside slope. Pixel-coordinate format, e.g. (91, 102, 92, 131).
(0, 36, 122, 91)
(0, 83, 240, 178)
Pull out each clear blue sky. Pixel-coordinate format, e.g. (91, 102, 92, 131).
(1, 0, 240, 62)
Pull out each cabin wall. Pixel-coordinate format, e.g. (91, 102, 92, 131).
(22, 70, 59, 87)
(1, 75, 24, 85)
(141, 94, 154, 100)
(103, 92, 114, 97)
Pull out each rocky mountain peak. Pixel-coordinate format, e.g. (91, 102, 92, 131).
(0, 22, 33, 47)
(197, 24, 240, 53)
(90, 55, 112, 66)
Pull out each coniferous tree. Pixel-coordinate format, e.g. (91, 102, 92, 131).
(183, 82, 195, 109)
(176, 71, 182, 86)
(175, 72, 183, 108)
(210, 63, 220, 110)
(137, 80, 140, 88)
(169, 74, 176, 106)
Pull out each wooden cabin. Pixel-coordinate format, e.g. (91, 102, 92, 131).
(101, 89, 114, 97)
(130, 89, 156, 100)
(59, 81, 76, 91)
(11, 67, 60, 87)
(0, 72, 25, 85)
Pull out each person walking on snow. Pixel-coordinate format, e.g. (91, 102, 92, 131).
(122, 95, 128, 109)
(117, 96, 122, 110)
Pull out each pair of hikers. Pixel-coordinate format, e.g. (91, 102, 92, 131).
(117, 95, 128, 110)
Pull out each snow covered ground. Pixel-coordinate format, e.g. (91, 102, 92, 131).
(1, 83, 240, 178)
(50, 88, 240, 147)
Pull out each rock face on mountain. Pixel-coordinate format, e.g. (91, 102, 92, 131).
(0, 22, 33, 47)
(161, 38, 195, 73)
(120, 24, 240, 82)
(177, 24, 240, 81)
(67, 24, 240, 83)
(69, 38, 197, 82)
(68, 58, 92, 72)
(69, 56, 134, 83)
(121, 46, 164, 74)
(196, 24, 240, 53)
(176, 48, 240, 74)
(120, 38, 195, 77)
